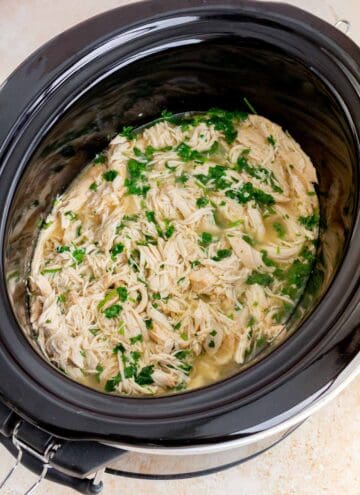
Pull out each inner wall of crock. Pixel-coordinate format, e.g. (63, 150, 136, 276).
(5, 38, 356, 368)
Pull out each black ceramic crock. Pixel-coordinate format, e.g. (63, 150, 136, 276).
(0, 0, 359, 492)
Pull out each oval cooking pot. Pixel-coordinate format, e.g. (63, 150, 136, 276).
(0, 0, 359, 456)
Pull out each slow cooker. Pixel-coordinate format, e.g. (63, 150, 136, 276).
(0, 1, 359, 493)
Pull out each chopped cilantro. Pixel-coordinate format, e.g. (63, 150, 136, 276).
(145, 211, 156, 223)
(195, 165, 230, 190)
(225, 182, 275, 206)
(128, 249, 140, 271)
(175, 173, 189, 184)
(102, 170, 118, 182)
(175, 350, 189, 360)
(105, 373, 122, 392)
(261, 250, 277, 267)
(124, 365, 137, 379)
(210, 330, 217, 337)
(208, 340, 215, 348)
(65, 211, 77, 221)
(161, 109, 173, 120)
(173, 322, 181, 330)
(246, 271, 273, 286)
(95, 364, 104, 383)
(206, 108, 248, 144)
(196, 197, 209, 208)
(235, 150, 283, 193)
(145, 318, 153, 329)
(134, 146, 155, 162)
(125, 158, 149, 196)
(38, 219, 53, 230)
(163, 221, 175, 239)
(267, 135, 276, 147)
(273, 221, 286, 238)
(273, 302, 293, 323)
(97, 289, 118, 310)
(94, 152, 106, 164)
(255, 336, 269, 349)
(198, 231, 213, 247)
(212, 249, 232, 261)
(89, 182, 98, 192)
(113, 342, 126, 354)
(135, 365, 154, 386)
(72, 248, 86, 264)
(119, 126, 135, 139)
(110, 243, 124, 260)
(299, 213, 320, 230)
(242, 234, 255, 246)
(117, 286, 128, 302)
(190, 260, 200, 268)
(57, 294, 66, 303)
(103, 304, 122, 319)
(131, 351, 141, 362)
(176, 143, 205, 163)
(130, 334, 143, 345)
(56, 245, 70, 253)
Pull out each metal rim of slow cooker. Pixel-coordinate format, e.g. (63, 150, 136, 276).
(0, 0, 359, 447)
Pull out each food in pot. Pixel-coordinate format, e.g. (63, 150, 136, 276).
(30, 109, 319, 396)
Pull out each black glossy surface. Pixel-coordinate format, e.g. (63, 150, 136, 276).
(0, 0, 359, 445)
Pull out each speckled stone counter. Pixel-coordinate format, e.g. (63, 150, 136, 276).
(0, 1, 359, 494)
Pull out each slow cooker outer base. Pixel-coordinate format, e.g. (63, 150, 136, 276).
(0, 0, 359, 445)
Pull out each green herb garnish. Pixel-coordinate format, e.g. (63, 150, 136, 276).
(103, 304, 122, 319)
(144, 318, 153, 329)
(267, 135, 276, 147)
(198, 232, 213, 247)
(56, 245, 70, 253)
(299, 213, 320, 230)
(65, 211, 77, 221)
(110, 243, 124, 260)
(145, 211, 156, 223)
(196, 197, 209, 208)
(130, 334, 143, 345)
(38, 219, 53, 230)
(242, 234, 255, 246)
(72, 248, 86, 264)
(105, 373, 122, 392)
(175, 173, 189, 184)
(94, 152, 106, 164)
(135, 365, 154, 386)
(125, 158, 149, 196)
(119, 126, 135, 140)
(102, 170, 118, 182)
(95, 364, 104, 383)
(225, 182, 275, 206)
(246, 271, 273, 286)
(212, 249, 232, 261)
(117, 286, 128, 302)
(273, 222, 286, 238)
(176, 143, 205, 163)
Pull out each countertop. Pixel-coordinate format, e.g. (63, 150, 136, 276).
(0, 1, 359, 494)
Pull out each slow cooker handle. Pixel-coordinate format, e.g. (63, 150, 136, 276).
(0, 402, 126, 494)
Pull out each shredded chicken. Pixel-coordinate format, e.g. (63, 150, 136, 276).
(30, 110, 319, 396)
